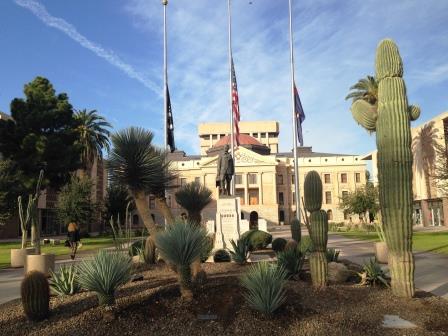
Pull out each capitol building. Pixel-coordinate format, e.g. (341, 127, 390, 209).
(155, 120, 368, 228)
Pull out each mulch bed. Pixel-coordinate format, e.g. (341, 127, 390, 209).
(1, 262, 447, 336)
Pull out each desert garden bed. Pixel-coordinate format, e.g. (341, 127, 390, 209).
(1, 262, 447, 336)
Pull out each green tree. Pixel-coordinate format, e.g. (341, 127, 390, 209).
(0, 160, 24, 225)
(412, 121, 438, 198)
(175, 182, 212, 225)
(339, 183, 379, 222)
(345, 75, 378, 106)
(74, 109, 111, 175)
(0, 77, 81, 191)
(56, 176, 95, 233)
(104, 183, 133, 224)
(107, 127, 175, 262)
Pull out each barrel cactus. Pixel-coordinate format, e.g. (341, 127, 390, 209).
(304, 171, 328, 287)
(21, 271, 50, 321)
(290, 218, 301, 243)
(349, 39, 417, 298)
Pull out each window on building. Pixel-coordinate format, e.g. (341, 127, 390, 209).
(235, 174, 243, 185)
(277, 174, 284, 185)
(248, 189, 259, 205)
(260, 133, 266, 138)
(327, 209, 333, 221)
(195, 176, 201, 184)
(325, 191, 332, 204)
(248, 173, 257, 184)
(180, 178, 187, 187)
(292, 191, 296, 204)
(291, 174, 295, 184)
(324, 174, 331, 184)
(253, 132, 259, 138)
(212, 134, 217, 140)
(343, 210, 350, 220)
(268, 132, 277, 138)
(341, 173, 347, 183)
(278, 192, 284, 205)
(220, 134, 225, 138)
(235, 188, 245, 205)
(279, 210, 285, 223)
(355, 172, 361, 183)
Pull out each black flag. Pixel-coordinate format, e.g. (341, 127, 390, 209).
(166, 85, 176, 152)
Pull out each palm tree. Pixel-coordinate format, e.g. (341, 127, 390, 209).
(412, 122, 439, 198)
(74, 109, 112, 175)
(175, 182, 212, 226)
(345, 75, 378, 106)
(107, 127, 175, 261)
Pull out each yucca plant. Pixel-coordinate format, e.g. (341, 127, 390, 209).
(77, 250, 132, 306)
(277, 247, 305, 278)
(156, 221, 207, 300)
(358, 258, 389, 287)
(241, 262, 288, 315)
(50, 265, 80, 296)
(175, 182, 212, 226)
(326, 248, 340, 262)
(229, 237, 250, 264)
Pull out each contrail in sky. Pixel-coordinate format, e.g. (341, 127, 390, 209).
(15, 0, 161, 96)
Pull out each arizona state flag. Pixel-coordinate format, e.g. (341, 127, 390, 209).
(166, 84, 175, 152)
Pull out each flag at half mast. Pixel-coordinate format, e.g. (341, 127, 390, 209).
(166, 84, 176, 152)
(294, 83, 305, 146)
(231, 56, 240, 146)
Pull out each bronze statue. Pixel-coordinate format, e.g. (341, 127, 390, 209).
(216, 144, 234, 196)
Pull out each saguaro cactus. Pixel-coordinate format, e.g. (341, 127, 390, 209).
(304, 171, 328, 287)
(349, 39, 418, 298)
(290, 218, 301, 243)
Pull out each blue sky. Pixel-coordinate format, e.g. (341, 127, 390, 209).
(0, 0, 447, 156)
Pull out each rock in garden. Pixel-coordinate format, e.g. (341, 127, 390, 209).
(382, 315, 417, 329)
(328, 262, 350, 283)
(130, 274, 144, 282)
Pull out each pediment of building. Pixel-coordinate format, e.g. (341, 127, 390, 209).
(200, 146, 277, 168)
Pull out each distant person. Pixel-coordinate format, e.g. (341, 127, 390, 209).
(67, 222, 80, 260)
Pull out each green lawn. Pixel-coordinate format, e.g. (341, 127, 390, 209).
(0, 237, 115, 269)
(334, 231, 448, 255)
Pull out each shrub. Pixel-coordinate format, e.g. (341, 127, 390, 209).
(326, 248, 340, 262)
(229, 238, 250, 264)
(200, 234, 214, 262)
(213, 249, 231, 262)
(77, 250, 132, 305)
(272, 238, 287, 253)
(241, 261, 288, 315)
(277, 247, 305, 277)
(156, 222, 207, 299)
(21, 271, 50, 321)
(358, 258, 389, 287)
(241, 230, 272, 251)
(50, 265, 80, 296)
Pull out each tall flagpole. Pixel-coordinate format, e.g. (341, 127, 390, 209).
(289, 0, 301, 223)
(228, 0, 235, 195)
(163, 0, 168, 151)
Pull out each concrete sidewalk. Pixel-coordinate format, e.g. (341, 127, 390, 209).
(271, 227, 448, 300)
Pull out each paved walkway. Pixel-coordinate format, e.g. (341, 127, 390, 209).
(272, 226, 448, 300)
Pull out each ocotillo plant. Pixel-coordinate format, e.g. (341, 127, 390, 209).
(18, 170, 44, 251)
(304, 171, 328, 287)
(349, 39, 418, 298)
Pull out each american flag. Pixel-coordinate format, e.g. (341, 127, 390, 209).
(294, 83, 305, 146)
(166, 84, 176, 152)
(231, 57, 240, 146)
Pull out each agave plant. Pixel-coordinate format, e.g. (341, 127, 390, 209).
(156, 221, 207, 300)
(229, 237, 250, 264)
(77, 250, 132, 306)
(277, 247, 305, 278)
(50, 265, 80, 296)
(326, 248, 340, 262)
(358, 258, 389, 287)
(241, 261, 288, 315)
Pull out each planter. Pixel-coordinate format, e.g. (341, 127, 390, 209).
(374, 242, 388, 264)
(25, 253, 55, 276)
(10, 247, 37, 268)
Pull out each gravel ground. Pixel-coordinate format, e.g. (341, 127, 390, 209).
(0, 262, 447, 336)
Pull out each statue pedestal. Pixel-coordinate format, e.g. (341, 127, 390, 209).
(215, 196, 242, 249)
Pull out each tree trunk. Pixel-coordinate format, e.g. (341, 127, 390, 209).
(155, 197, 174, 225)
(132, 191, 157, 263)
(21, 230, 27, 249)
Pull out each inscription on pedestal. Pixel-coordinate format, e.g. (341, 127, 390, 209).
(215, 197, 241, 249)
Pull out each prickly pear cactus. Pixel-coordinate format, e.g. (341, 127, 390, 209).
(21, 271, 50, 321)
(304, 171, 328, 287)
(349, 39, 417, 298)
(290, 218, 301, 243)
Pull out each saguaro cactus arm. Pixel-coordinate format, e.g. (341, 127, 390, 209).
(408, 105, 420, 121)
(351, 100, 377, 131)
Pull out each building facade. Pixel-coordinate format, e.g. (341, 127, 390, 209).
(154, 121, 368, 229)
